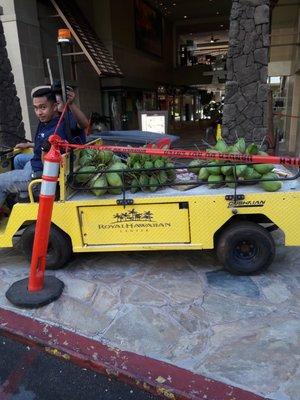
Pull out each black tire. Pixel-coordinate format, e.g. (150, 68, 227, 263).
(216, 221, 275, 275)
(20, 223, 72, 270)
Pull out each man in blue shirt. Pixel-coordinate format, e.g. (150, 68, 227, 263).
(0, 87, 80, 208)
(13, 85, 88, 169)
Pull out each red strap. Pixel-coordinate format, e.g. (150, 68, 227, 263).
(53, 103, 69, 136)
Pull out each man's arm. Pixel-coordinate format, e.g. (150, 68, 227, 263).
(14, 142, 34, 149)
(66, 88, 89, 129)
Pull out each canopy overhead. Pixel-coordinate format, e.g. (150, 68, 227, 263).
(50, 0, 123, 77)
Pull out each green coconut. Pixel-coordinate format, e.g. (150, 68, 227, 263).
(260, 173, 282, 192)
(235, 138, 246, 153)
(235, 164, 248, 177)
(198, 167, 210, 181)
(89, 173, 108, 196)
(106, 172, 123, 189)
(207, 162, 221, 176)
(244, 166, 262, 181)
(149, 175, 159, 192)
(154, 158, 165, 169)
(214, 139, 228, 153)
(253, 164, 274, 175)
(225, 175, 236, 188)
(165, 162, 176, 181)
(221, 164, 233, 176)
(75, 166, 96, 183)
(188, 159, 202, 174)
(130, 178, 140, 193)
(108, 162, 127, 173)
(245, 143, 258, 155)
(208, 174, 224, 188)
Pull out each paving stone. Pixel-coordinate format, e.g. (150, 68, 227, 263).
(168, 332, 211, 367)
(206, 270, 260, 298)
(92, 285, 122, 327)
(0, 279, 11, 307)
(101, 305, 186, 358)
(75, 253, 147, 282)
(279, 367, 300, 400)
(201, 318, 300, 396)
(261, 281, 291, 304)
(35, 295, 118, 336)
(62, 277, 97, 301)
(120, 282, 169, 306)
(202, 292, 275, 324)
(144, 266, 203, 303)
(168, 303, 210, 334)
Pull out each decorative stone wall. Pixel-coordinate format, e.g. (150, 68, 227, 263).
(0, 18, 25, 147)
(222, 0, 270, 143)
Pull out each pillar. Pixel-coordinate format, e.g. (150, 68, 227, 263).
(223, 0, 270, 143)
(0, 9, 25, 146)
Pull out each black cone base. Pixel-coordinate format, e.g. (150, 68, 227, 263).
(5, 276, 64, 309)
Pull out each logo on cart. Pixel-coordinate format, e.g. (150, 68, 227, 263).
(113, 209, 154, 222)
(227, 200, 266, 208)
(98, 208, 171, 231)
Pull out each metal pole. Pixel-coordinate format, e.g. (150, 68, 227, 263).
(57, 41, 74, 179)
(46, 58, 54, 86)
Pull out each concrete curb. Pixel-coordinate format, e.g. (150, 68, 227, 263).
(0, 308, 265, 400)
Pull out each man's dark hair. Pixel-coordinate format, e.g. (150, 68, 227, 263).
(32, 88, 56, 103)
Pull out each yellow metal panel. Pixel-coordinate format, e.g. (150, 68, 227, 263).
(186, 191, 300, 248)
(241, 191, 300, 246)
(188, 194, 233, 248)
(0, 203, 38, 247)
(78, 203, 190, 245)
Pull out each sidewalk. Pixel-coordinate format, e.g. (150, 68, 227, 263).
(0, 230, 299, 399)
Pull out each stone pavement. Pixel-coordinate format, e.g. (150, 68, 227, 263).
(0, 230, 299, 400)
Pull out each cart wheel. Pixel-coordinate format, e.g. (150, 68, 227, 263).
(20, 223, 72, 270)
(216, 221, 275, 275)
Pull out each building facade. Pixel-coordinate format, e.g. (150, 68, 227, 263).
(0, 0, 299, 155)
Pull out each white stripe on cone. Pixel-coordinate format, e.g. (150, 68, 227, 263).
(43, 161, 60, 177)
(40, 181, 57, 196)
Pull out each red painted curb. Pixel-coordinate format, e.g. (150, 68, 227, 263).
(0, 308, 265, 400)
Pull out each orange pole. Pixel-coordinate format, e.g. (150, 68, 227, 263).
(28, 135, 62, 292)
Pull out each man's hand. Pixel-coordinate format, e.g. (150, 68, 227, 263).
(66, 87, 75, 105)
(14, 142, 33, 149)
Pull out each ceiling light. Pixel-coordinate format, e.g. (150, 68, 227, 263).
(184, 15, 187, 19)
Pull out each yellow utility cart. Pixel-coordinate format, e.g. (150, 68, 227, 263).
(0, 141, 299, 275)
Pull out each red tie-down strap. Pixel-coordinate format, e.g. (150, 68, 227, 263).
(48, 135, 300, 167)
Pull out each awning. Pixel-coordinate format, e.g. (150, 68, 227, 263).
(50, 0, 123, 77)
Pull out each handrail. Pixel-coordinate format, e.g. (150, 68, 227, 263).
(28, 179, 43, 203)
